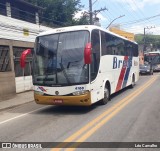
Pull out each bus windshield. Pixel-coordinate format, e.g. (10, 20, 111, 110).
(144, 53, 160, 65)
(33, 30, 89, 86)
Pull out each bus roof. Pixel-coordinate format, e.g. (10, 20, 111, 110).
(145, 51, 160, 54)
(38, 25, 137, 44)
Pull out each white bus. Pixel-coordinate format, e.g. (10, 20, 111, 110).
(20, 25, 139, 106)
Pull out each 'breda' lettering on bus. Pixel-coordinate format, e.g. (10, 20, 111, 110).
(113, 57, 132, 69)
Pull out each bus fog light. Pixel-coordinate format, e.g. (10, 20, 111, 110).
(35, 99, 39, 102)
(72, 90, 89, 96)
(84, 99, 88, 102)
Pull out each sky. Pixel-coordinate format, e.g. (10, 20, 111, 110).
(78, 0, 160, 35)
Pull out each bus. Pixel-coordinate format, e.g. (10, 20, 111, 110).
(144, 51, 160, 72)
(20, 25, 139, 106)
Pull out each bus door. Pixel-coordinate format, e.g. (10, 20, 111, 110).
(90, 29, 102, 103)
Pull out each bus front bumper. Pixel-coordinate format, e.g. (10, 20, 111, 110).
(34, 92, 92, 106)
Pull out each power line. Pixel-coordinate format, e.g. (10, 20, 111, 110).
(131, 0, 153, 25)
(89, 0, 107, 25)
(118, 14, 160, 26)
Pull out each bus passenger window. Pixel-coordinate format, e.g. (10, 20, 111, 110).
(101, 31, 107, 55)
(125, 41, 133, 56)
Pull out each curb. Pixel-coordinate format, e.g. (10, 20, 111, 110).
(0, 100, 34, 112)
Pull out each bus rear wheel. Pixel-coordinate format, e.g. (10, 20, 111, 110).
(130, 75, 135, 88)
(100, 86, 110, 105)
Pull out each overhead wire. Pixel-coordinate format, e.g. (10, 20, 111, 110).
(119, 14, 160, 27)
(118, 0, 138, 21)
(99, 0, 124, 28)
(130, 0, 152, 25)
(123, 0, 141, 19)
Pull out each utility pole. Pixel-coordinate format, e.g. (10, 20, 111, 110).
(143, 26, 155, 53)
(94, 7, 108, 18)
(89, 0, 107, 25)
(89, 0, 93, 25)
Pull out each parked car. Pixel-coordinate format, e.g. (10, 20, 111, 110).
(153, 64, 160, 72)
(139, 64, 153, 75)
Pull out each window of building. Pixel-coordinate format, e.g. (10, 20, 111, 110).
(0, 46, 11, 72)
(13, 47, 33, 77)
(11, 5, 36, 24)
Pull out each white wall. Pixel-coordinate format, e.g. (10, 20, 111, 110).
(0, 15, 53, 42)
(0, 15, 54, 93)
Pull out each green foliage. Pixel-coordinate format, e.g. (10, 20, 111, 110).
(24, 0, 89, 26)
(135, 34, 160, 50)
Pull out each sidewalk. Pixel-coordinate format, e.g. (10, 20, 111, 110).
(0, 91, 34, 111)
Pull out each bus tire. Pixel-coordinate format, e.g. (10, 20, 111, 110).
(130, 74, 135, 88)
(100, 85, 110, 105)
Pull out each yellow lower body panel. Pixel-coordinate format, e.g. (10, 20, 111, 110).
(34, 92, 92, 106)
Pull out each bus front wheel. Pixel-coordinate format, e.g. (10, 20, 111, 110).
(100, 86, 110, 105)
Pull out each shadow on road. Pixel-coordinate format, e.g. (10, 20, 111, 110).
(35, 104, 98, 115)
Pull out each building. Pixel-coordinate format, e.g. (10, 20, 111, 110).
(0, 0, 53, 100)
(109, 27, 135, 41)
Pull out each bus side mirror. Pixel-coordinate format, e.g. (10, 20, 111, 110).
(84, 43, 92, 64)
(20, 49, 32, 68)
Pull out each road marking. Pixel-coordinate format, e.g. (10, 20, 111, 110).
(66, 77, 156, 150)
(0, 106, 48, 125)
(51, 76, 157, 151)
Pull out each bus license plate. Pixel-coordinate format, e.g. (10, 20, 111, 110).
(54, 99, 63, 104)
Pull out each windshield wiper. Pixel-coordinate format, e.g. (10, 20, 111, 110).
(59, 63, 71, 84)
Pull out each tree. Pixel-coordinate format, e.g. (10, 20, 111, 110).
(24, 0, 89, 26)
(135, 34, 160, 51)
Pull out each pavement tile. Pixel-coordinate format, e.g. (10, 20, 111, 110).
(0, 91, 34, 111)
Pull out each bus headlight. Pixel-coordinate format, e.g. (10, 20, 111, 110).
(34, 91, 44, 95)
(72, 90, 89, 96)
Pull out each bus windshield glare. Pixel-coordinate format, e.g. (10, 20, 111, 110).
(33, 30, 89, 86)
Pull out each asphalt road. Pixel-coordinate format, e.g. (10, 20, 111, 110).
(0, 73, 160, 151)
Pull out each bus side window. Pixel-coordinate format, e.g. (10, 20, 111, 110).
(133, 44, 138, 57)
(125, 41, 133, 57)
(117, 39, 125, 56)
(106, 33, 115, 55)
(91, 29, 100, 81)
(101, 31, 107, 55)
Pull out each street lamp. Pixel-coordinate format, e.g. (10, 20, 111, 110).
(106, 15, 125, 29)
